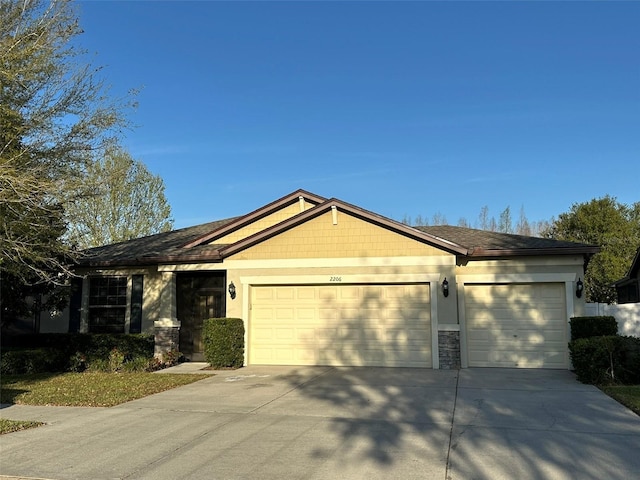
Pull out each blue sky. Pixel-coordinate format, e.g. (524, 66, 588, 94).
(77, 1, 639, 230)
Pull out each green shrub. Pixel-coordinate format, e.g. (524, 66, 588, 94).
(619, 336, 640, 383)
(0, 348, 67, 375)
(121, 355, 157, 372)
(161, 349, 184, 368)
(203, 318, 244, 369)
(68, 352, 88, 372)
(87, 358, 110, 372)
(0, 334, 155, 374)
(569, 335, 640, 385)
(108, 348, 126, 372)
(1, 333, 154, 359)
(570, 316, 618, 340)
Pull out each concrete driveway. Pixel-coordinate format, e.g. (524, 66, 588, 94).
(1, 366, 639, 480)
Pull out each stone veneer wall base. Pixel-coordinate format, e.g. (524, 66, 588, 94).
(438, 330, 461, 370)
(154, 324, 180, 358)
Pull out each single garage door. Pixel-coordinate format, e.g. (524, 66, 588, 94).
(465, 283, 567, 368)
(250, 283, 431, 367)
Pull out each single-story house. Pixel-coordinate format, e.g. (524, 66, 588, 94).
(614, 247, 640, 304)
(64, 189, 599, 369)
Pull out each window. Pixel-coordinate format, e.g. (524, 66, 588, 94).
(88, 277, 128, 333)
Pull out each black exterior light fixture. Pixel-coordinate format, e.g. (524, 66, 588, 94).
(228, 281, 236, 300)
(576, 278, 584, 298)
(442, 278, 449, 298)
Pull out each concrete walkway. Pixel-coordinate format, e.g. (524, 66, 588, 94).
(1, 366, 639, 479)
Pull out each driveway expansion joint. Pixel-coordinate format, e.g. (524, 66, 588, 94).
(444, 368, 460, 480)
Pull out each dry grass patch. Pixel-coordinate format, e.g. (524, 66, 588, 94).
(1, 372, 209, 407)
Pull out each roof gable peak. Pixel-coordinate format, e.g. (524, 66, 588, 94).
(182, 189, 327, 248)
(217, 196, 469, 258)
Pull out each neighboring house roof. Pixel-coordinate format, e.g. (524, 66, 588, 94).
(613, 246, 640, 287)
(415, 225, 600, 257)
(78, 190, 600, 267)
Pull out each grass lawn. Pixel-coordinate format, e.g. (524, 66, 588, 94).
(600, 385, 640, 416)
(0, 371, 210, 408)
(0, 372, 209, 434)
(0, 418, 45, 434)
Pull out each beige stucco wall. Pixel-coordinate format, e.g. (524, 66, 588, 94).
(214, 202, 314, 245)
(141, 268, 166, 331)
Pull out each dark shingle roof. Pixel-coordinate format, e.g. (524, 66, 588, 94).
(76, 191, 600, 267)
(415, 225, 599, 256)
(79, 221, 599, 267)
(79, 218, 237, 266)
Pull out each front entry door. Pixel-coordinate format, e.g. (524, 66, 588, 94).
(176, 273, 226, 361)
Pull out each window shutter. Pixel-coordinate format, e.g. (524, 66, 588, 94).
(68, 277, 83, 333)
(129, 275, 144, 334)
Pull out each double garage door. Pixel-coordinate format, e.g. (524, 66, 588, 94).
(465, 283, 568, 368)
(248, 281, 568, 369)
(250, 284, 432, 368)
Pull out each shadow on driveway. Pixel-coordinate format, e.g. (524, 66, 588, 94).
(1, 366, 639, 480)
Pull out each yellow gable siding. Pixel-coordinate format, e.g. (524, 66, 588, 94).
(228, 210, 448, 260)
(213, 202, 312, 244)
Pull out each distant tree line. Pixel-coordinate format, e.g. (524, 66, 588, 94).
(400, 205, 552, 237)
(400, 196, 640, 304)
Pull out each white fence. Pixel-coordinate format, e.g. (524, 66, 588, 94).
(584, 303, 640, 337)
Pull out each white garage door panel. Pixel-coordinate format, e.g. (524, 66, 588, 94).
(250, 284, 431, 367)
(466, 283, 568, 368)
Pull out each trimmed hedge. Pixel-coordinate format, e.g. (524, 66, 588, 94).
(203, 318, 244, 369)
(569, 335, 640, 385)
(0, 334, 155, 374)
(570, 316, 618, 340)
(0, 348, 69, 375)
(2, 333, 154, 357)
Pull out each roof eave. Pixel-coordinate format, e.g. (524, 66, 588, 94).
(78, 252, 224, 268)
(467, 246, 601, 258)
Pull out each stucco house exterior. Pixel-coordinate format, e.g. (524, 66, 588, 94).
(64, 190, 599, 370)
(614, 247, 640, 304)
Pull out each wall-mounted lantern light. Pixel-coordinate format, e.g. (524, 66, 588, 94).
(576, 278, 583, 298)
(442, 278, 449, 298)
(228, 281, 236, 300)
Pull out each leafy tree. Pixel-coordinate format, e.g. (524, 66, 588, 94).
(1, 0, 133, 283)
(1, 0, 134, 329)
(546, 196, 640, 303)
(65, 145, 174, 249)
